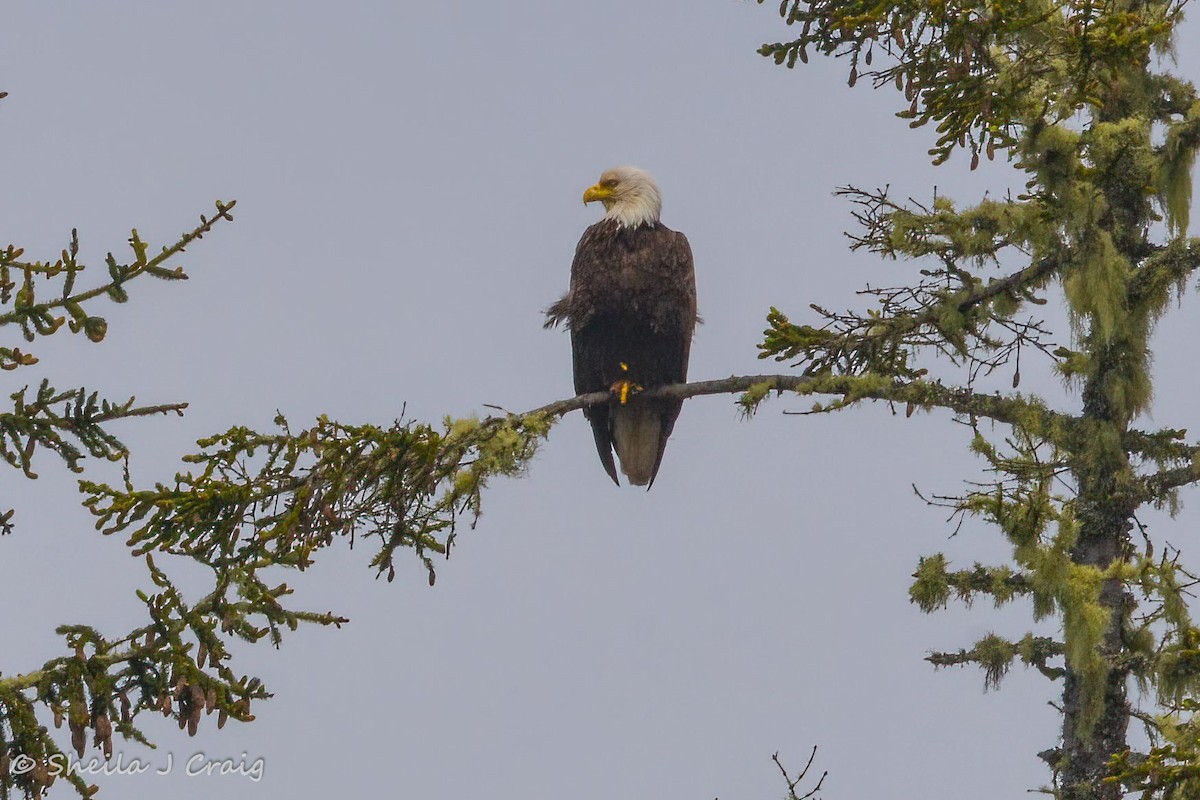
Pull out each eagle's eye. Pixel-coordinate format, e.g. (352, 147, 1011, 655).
(602, 178, 619, 189)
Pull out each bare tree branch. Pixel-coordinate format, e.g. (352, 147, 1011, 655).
(773, 747, 827, 800)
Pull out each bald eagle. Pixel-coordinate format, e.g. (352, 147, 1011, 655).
(546, 167, 697, 487)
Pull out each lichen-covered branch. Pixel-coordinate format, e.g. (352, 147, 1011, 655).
(909, 555, 1034, 611)
(1127, 237, 1200, 310)
(928, 633, 1066, 687)
(759, 186, 1067, 381)
(532, 372, 1077, 436)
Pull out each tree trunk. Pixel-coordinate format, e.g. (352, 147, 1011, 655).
(1059, 388, 1134, 795)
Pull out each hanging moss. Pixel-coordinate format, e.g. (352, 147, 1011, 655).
(1088, 117, 1156, 195)
(974, 633, 1021, 690)
(1158, 99, 1200, 236)
(910, 553, 952, 612)
(1062, 231, 1132, 344)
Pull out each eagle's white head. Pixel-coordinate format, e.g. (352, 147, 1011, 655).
(582, 166, 663, 229)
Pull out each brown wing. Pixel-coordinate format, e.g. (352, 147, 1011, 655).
(643, 229, 695, 487)
(572, 325, 620, 485)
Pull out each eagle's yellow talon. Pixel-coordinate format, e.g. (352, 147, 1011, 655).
(609, 378, 643, 405)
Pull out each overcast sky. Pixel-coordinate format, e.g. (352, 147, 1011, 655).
(3, 3, 1199, 799)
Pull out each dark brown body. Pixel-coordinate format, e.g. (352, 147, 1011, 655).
(546, 218, 697, 486)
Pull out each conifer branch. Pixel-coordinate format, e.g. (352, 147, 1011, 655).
(1138, 463, 1200, 499)
(960, 256, 1064, 312)
(758, 233, 1065, 379)
(1, 207, 233, 535)
(0, 201, 236, 334)
(524, 375, 817, 416)
(70, 373, 1075, 608)
(0, 590, 224, 696)
(1124, 428, 1198, 463)
(1, 382, 187, 468)
(0, 556, 347, 799)
(927, 634, 1066, 687)
(39, 369, 1079, 798)
(1127, 238, 1200, 309)
(1, 199, 252, 798)
(523, 373, 1073, 434)
(909, 557, 1035, 611)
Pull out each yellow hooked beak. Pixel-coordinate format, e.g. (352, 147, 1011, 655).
(582, 183, 614, 204)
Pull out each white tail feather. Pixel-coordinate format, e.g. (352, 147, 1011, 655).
(612, 405, 660, 486)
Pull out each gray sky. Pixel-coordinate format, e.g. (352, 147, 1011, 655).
(2, 3, 1199, 798)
